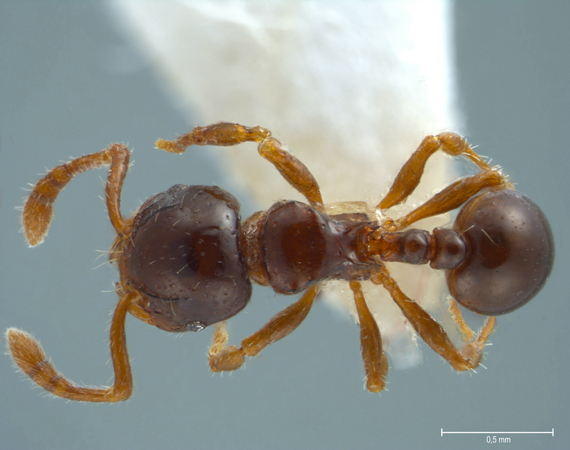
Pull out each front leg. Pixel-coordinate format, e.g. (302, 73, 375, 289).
(156, 123, 323, 206)
(208, 285, 320, 372)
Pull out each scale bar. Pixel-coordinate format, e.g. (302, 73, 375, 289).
(441, 428, 554, 437)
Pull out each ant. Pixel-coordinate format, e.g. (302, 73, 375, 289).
(6, 123, 554, 402)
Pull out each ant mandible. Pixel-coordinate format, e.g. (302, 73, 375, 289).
(7, 122, 554, 402)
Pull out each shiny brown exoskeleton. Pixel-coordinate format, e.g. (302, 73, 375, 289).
(7, 123, 554, 402)
(118, 185, 252, 332)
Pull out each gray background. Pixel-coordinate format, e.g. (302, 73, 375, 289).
(1, 1, 568, 449)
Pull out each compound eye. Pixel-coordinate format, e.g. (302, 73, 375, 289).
(447, 189, 554, 315)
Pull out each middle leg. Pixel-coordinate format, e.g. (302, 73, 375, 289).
(378, 132, 498, 211)
(349, 281, 388, 393)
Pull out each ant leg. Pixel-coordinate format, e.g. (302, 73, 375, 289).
(256, 136, 323, 206)
(208, 285, 320, 372)
(371, 266, 495, 372)
(447, 298, 475, 342)
(391, 169, 505, 231)
(22, 144, 131, 246)
(208, 322, 245, 370)
(378, 132, 500, 211)
(6, 290, 137, 402)
(349, 281, 388, 393)
(156, 122, 271, 150)
(156, 123, 323, 206)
